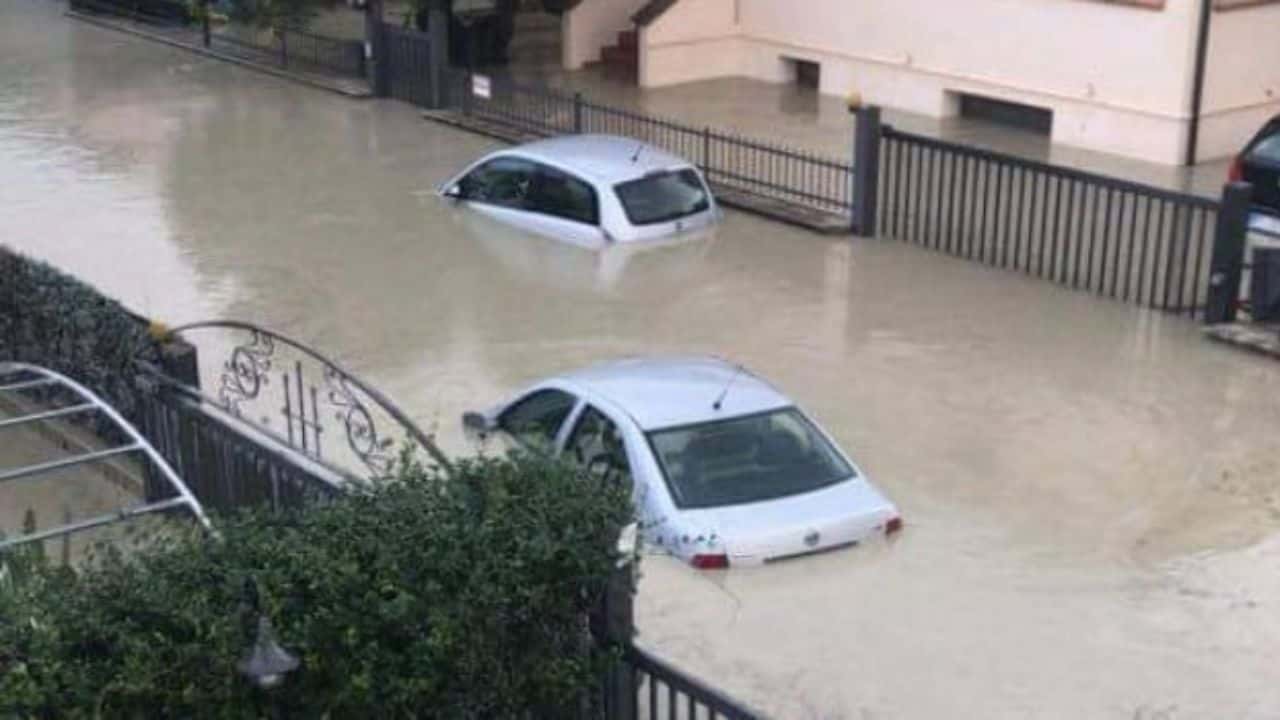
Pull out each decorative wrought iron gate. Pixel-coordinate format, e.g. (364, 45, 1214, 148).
(383, 23, 435, 108)
(137, 321, 450, 514)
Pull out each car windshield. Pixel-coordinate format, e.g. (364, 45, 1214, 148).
(614, 169, 710, 226)
(647, 408, 855, 509)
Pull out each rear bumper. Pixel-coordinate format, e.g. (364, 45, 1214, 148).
(725, 508, 899, 566)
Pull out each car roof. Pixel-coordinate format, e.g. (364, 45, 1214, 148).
(555, 356, 792, 431)
(501, 134, 694, 185)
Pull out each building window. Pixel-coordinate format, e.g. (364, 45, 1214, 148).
(956, 92, 1054, 136)
(784, 58, 820, 90)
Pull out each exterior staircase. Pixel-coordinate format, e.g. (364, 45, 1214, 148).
(596, 27, 637, 79)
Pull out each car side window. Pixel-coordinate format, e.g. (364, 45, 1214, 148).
(527, 165, 599, 225)
(497, 389, 576, 450)
(458, 157, 537, 208)
(565, 405, 633, 488)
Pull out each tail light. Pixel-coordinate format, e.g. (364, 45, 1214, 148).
(690, 553, 729, 569)
(1228, 155, 1244, 183)
(884, 517, 903, 536)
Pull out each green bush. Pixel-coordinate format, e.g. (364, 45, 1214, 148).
(0, 453, 635, 718)
(0, 245, 159, 423)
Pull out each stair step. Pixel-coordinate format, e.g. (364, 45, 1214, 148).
(600, 44, 638, 66)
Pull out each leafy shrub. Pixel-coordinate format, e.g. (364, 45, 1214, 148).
(0, 245, 159, 423)
(0, 453, 634, 718)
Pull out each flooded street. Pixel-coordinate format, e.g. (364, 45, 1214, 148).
(4, 2, 1280, 717)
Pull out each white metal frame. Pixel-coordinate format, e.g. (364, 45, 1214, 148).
(0, 361, 213, 551)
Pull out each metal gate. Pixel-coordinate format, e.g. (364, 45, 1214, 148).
(383, 23, 435, 107)
(875, 125, 1223, 315)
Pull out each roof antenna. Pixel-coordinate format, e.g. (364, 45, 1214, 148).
(712, 365, 745, 412)
(630, 142, 645, 163)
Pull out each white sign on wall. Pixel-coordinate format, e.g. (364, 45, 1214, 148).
(472, 74, 491, 100)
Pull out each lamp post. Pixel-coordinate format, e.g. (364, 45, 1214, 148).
(237, 577, 300, 714)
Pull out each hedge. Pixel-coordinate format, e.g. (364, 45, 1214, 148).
(0, 245, 160, 423)
(0, 452, 635, 718)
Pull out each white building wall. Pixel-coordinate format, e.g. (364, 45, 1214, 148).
(637, 0, 1236, 165)
(639, 0, 742, 87)
(1196, 2, 1280, 161)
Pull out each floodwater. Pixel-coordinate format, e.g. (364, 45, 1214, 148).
(3, 2, 1280, 717)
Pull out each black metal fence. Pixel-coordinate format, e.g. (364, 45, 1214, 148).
(70, 0, 190, 26)
(135, 372, 343, 514)
(623, 646, 762, 720)
(448, 71, 855, 215)
(877, 126, 1221, 315)
(210, 27, 366, 78)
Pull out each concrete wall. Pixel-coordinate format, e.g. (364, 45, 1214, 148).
(639, 0, 742, 87)
(634, 0, 1262, 165)
(563, 0, 649, 71)
(1196, 3, 1280, 161)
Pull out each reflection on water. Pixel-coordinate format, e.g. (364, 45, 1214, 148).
(3, 2, 1280, 717)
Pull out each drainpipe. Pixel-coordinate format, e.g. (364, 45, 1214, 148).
(1185, 0, 1213, 167)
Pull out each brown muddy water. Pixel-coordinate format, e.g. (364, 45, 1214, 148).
(3, 3, 1280, 717)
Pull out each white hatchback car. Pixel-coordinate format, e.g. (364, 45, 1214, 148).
(464, 357, 902, 568)
(440, 135, 720, 245)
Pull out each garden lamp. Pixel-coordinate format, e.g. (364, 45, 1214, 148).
(238, 615, 300, 690)
(238, 577, 299, 690)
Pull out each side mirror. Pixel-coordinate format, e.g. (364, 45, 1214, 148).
(443, 183, 463, 200)
(462, 411, 493, 433)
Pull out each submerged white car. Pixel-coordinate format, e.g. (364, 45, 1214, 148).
(464, 357, 902, 568)
(440, 135, 720, 245)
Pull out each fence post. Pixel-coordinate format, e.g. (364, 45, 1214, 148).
(603, 561, 636, 720)
(702, 126, 711, 171)
(426, 0, 449, 109)
(573, 92, 583, 133)
(850, 102, 882, 236)
(280, 27, 289, 69)
(1205, 182, 1252, 324)
(200, 0, 210, 47)
(158, 335, 201, 388)
(366, 0, 389, 97)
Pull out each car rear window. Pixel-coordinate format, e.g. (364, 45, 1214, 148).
(1247, 133, 1280, 165)
(647, 408, 854, 509)
(614, 169, 710, 226)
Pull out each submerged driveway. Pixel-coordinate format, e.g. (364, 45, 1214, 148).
(3, 2, 1280, 716)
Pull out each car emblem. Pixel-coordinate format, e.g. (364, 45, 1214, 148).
(803, 530, 821, 548)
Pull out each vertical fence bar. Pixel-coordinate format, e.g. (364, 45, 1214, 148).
(1175, 203, 1196, 312)
(1036, 174, 1052, 277)
(1189, 208, 1209, 315)
(1121, 192, 1140, 302)
(978, 159, 992, 261)
(1096, 187, 1113, 295)
(993, 163, 1008, 266)
(1148, 199, 1168, 308)
(1010, 166, 1026, 270)
(944, 151, 959, 254)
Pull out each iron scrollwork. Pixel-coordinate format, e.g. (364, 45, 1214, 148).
(219, 330, 275, 416)
(323, 366, 395, 477)
(165, 320, 448, 482)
